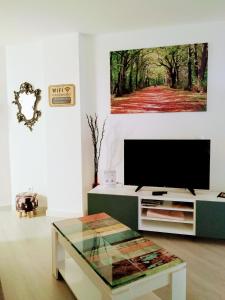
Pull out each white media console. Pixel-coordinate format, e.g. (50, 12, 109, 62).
(88, 185, 225, 239)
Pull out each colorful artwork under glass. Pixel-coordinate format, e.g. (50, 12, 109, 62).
(53, 213, 183, 288)
(110, 43, 208, 113)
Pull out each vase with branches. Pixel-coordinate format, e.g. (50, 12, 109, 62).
(86, 114, 106, 188)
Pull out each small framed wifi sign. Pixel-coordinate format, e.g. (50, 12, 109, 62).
(49, 84, 75, 107)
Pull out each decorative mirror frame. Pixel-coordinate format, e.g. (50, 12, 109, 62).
(12, 82, 41, 131)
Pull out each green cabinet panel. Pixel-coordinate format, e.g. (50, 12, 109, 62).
(88, 193, 138, 231)
(196, 201, 225, 239)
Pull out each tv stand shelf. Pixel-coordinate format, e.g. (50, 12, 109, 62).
(141, 201, 194, 212)
(139, 197, 195, 235)
(88, 185, 225, 239)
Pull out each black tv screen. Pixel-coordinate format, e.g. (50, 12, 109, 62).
(124, 139, 210, 192)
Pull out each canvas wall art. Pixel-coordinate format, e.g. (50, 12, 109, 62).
(110, 43, 208, 114)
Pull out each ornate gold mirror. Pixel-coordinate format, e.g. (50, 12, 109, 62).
(12, 82, 41, 131)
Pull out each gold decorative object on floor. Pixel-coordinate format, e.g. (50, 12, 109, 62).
(16, 192, 38, 218)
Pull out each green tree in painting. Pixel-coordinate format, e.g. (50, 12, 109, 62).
(110, 49, 144, 97)
(110, 43, 208, 98)
(156, 45, 188, 89)
(193, 43, 208, 92)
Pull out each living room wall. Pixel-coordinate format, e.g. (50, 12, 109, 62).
(6, 33, 94, 216)
(0, 46, 11, 205)
(94, 21, 225, 191)
(6, 41, 48, 208)
(43, 33, 83, 216)
(3, 21, 225, 215)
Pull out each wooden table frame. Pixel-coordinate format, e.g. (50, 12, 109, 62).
(52, 226, 186, 300)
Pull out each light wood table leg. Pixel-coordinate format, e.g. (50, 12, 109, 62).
(110, 292, 160, 300)
(105, 289, 132, 300)
(52, 227, 65, 279)
(171, 266, 186, 300)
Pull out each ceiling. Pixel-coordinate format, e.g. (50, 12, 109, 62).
(0, 0, 225, 44)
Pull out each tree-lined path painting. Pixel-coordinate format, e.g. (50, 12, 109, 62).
(110, 43, 208, 114)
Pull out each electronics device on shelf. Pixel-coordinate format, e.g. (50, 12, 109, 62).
(141, 199, 163, 206)
(124, 139, 210, 195)
(152, 191, 167, 196)
(217, 192, 225, 198)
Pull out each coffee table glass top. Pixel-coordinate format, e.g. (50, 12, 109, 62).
(53, 213, 183, 288)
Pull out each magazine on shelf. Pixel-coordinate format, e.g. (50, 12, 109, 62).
(141, 199, 163, 206)
(146, 209, 185, 220)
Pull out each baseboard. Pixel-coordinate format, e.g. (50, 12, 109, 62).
(0, 202, 11, 207)
(46, 209, 83, 218)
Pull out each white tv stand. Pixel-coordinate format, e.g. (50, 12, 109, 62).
(139, 195, 195, 235)
(88, 185, 225, 239)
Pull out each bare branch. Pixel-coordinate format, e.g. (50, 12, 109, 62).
(97, 118, 107, 163)
(86, 114, 107, 177)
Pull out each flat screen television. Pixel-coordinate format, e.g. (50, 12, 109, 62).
(124, 139, 210, 195)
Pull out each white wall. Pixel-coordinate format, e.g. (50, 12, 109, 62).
(6, 33, 89, 216)
(79, 34, 96, 214)
(6, 42, 47, 207)
(94, 22, 225, 191)
(4, 21, 225, 215)
(43, 33, 83, 217)
(0, 46, 11, 205)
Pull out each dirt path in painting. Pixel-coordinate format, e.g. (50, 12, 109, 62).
(111, 86, 207, 114)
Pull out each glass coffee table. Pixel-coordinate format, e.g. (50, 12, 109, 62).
(52, 213, 186, 300)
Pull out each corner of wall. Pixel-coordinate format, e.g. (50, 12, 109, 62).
(0, 45, 11, 206)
